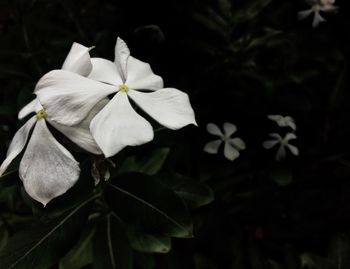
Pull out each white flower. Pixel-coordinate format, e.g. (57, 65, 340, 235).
(34, 37, 197, 158)
(298, 0, 338, 28)
(263, 133, 299, 162)
(0, 43, 102, 206)
(203, 123, 246, 161)
(267, 115, 296, 131)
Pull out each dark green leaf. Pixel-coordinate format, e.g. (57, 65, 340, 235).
(0, 194, 97, 269)
(92, 214, 132, 269)
(127, 229, 171, 253)
(106, 173, 193, 238)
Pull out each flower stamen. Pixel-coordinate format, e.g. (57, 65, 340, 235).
(36, 109, 47, 119)
(118, 84, 129, 93)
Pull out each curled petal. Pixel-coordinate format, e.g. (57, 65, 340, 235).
(19, 119, 80, 206)
(35, 70, 115, 126)
(61, 42, 93, 76)
(206, 123, 223, 137)
(89, 58, 123, 86)
(18, 99, 38, 120)
(114, 37, 130, 81)
(126, 56, 164, 90)
(224, 142, 240, 161)
(313, 11, 325, 28)
(0, 116, 37, 177)
(203, 139, 222, 154)
(90, 92, 154, 157)
(229, 138, 246, 150)
(268, 133, 282, 141)
(127, 88, 197, 130)
(49, 99, 109, 155)
(223, 122, 237, 137)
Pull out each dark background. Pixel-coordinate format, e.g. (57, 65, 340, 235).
(1, 0, 350, 268)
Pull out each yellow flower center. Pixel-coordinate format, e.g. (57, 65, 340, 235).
(36, 109, 47, 119)
(118, 84, 129, 93)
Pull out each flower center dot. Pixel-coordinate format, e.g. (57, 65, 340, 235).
(118, 84, 129, 92)
(36, 109, 47, 119)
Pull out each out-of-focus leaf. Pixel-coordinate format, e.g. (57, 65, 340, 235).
(0, 221, 9, 252)
(119, 148, 170, 176)
(92, 215, 132, 269)
(133, 252, 156, 269)
(157, 173, 214, 209)
(0, 194, 97, 269)
(270, 168, 293, 186)
(106, 173, 193, 238)
(59, 227, 95, 269)
(194, 253, 218, 269)
(127, 230, 171, 253)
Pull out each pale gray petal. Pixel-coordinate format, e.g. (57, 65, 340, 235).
(206, 123, 223, 137)
(19, 119, 80, 206)
(224, 142, 240, 161)
(223, 122, 237, 137)
(229, 138, 246, 150)
(203, 139, 222, 154)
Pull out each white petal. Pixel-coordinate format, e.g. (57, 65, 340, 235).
(286, 144, 299, 156)
(48, 99, 108, 155)
(19, 119, 80, 206)
(313, 11, 325, 28)
(229, 138, 246, 150)
(263, 140, 280, 150)
(267, 115, 283, 123)
(88, 58, 123, 86)
(224, 142, 240, 161)
(35, 70, 115, 126)
(203, 140, 222, 154)
(276, 145, 286, 162)
(61, 42, 93, 76)
(223, 122, 237, 137)
(90, 92, 154, 157)
(0, 116, 37, 177)
(127, 88, 197, 130)
(206, 123, 223, 137)
(18, 99, 37, 119)
(269, 133, 282, 140)
(126, 56, 164, 90)
(298, 9, 314, 21)
(114, 37, 130, 81)
(285, 133, 297, 141)
(285, 116, 296, 130)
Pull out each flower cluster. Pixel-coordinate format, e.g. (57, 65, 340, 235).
(298, 0, 338, 28)
(263, 115, 299, 161)
(0, 38, 197, 206)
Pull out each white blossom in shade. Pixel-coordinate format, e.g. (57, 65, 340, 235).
(267, 115, 296, 131)
(263, 133, 299, 162)
(35, 37, 197, 158)
(20, 42, 104, 155)
(298, 0, 338, 28)
(203, 123, 246, 161)
(0, 101, 80, 206)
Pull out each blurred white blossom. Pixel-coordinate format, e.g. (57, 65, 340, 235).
(268, 115, 296, 131)
(35, 37, 197, 158)
(263, 133, 299, 162)
(204, 123, 246, 161)
(298, 0, 338, 28)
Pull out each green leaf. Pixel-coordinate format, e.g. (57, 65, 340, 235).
(157, 173, 214, 209)
(59, 227, 95, 269)
(0, 194, 98, 269)
(92, 215, 132, 269)
(127, 230, 171, 253)
(119, 148, 170, 176)
(106, 173, 193, 238)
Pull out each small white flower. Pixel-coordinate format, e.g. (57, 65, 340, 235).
(267, 115, 296, 131)
(35, 37, 197, 158)
(204, 123, 246, 161)
(263, 133, 299, 162)
(298, 0, 338, 28)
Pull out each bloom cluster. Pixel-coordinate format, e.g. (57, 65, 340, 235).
(204, 115, 298, 162)
(0, 37, 197, 206)
(298, 0, 338, 28)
